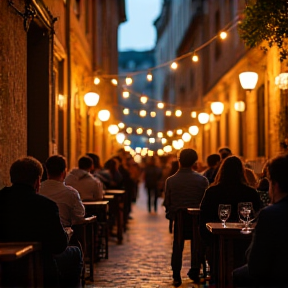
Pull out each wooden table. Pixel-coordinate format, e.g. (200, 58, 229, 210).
(83, 201, 109, 259)
(206, 222, 254, 288)
(73, 216, 97, 282)
(187, 208, 201, 270)
(104, 190, 125, 244)
(0, 242, 43, 287)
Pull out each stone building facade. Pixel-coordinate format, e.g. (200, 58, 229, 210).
(0, 0, 125, 185)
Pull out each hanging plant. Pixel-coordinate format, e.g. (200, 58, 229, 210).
(238, 0, 288, 61)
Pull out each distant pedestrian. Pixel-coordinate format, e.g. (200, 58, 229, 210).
(203, 154, 221, 184)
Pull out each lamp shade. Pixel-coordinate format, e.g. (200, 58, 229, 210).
(234, 101, 245, 112)
(84, 92, 100, 107)
(239, 72, 258, 90)
(198, 113, 209, 124)
(211, 102, 224, 115)
(98, 109, 110, 121)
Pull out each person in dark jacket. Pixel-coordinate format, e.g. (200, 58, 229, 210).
(233, 154, 288, 287)
(0, 156, 82, 287)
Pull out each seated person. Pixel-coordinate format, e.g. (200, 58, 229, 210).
(65, 155, 104, 200)
(233, 154, 288, 287)
(202, 154, 221, 184)
(39, 155, 85, 227)
(0, 156, 82, 288)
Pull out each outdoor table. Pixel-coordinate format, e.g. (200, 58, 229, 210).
(0, 242, 43, 287)
(104, 190, 126, 244)
(73, 216, 97, 282)
(206, 222, 255, 288)
(187, 208, 201, 270)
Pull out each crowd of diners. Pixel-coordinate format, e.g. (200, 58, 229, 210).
(1, 146, 288, 287)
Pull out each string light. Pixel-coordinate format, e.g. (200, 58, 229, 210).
(122, 90, 129, 98)
(149, 138, 155, 143)
(189, 125, 199, 136)
(118, 122, 125, 129)
(124, 146, 131, 152)
(147, 71, 153, 81)
(161, 138, 167, 144)
(123, 108, 130, 115)
(219, 31, 227, 39)
(157, 132, 163, 138)
(157, 149, 164, 156)
(192, 53, 199, 62)
(182, 132, 192, 142)
(94, 77, 100, 85)
(124, 139, 131, 145)
(135, 147, 141, 153)
(140, 95, 148, 104)
(126, 127, 133, 134)
(125, 77, 133, 86)
(148, 150, 154, 156)
(136, 128, 143, 134)
(157, 102, 164, 109)
(165, 110, 172, 116)
(163, 145, 172, 153)
(171, 62, 178, 70)
(141, 150, 147, 156)
(108, 125, 119, 135)
(150, 111, 156, 117)
(191, 111, 197, 118)
(176, 129, 183, 135)
(167, 130, 173, 137)
(111, 79, 118, 86)
(147, 129, 152, 136)
(139, 110, 147, 117)
(198, 113, 210, 124)
(175, 110, 182, 117)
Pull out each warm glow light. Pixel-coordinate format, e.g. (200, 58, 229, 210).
(94, 77, 100, 85)
(157, 132, 163, 138)
(239, 72, 258, 90)
(140, 95, 148, 104)
(234, 101, 246, 112)
(192, 54, 199, 62)
(161, 138, 167, 144)
(84, 92, 100, 107)
(172, 140, 180, 150)
(148, 150, 154, 156)
(147, 129, 152, 136)
(147, 72, 153, 81)
(124, 146, 131, 152)
(136, 128, 143, 134)
(157, 102, 164, 109)
(149, 138, 155, 143)
(58, 94, 65, 107)
(219, 31, 227, 39)
(126, 127, 133, 134)
(150, 111, 156, 117)
(211, 102, 224, 115)
(111, 79, 118, 86)
(98, 110, 110, 122)
(124, 139, 131, 145)
(165, 110, 172, 116)
(118, 122, 125, 129)
(126, 77, 133, 86)
(167, 130, 173, 137)
(189, 125, 199, 136)
(171, 62, 178, 70)
(135, 147, 141, 153)
(123, 108, 129, 115)
(275, 73, 288, 90)
(116, 133, 125, 144)
(122, 90, 130, 98)
(139, 110, 147, 117)
(141, 150, 147, 156)
(182, 132, 192, 142)
(134, 155, 142, 163)
(198, 112, 210, 124)
(175, 110, 182, 117)
(178, 139, 184, 148)
(157, 149, 164, 156)
(176, 129, 183, 135)
(163, 145, 172, 153)
(191, 111, 197, 118)
(108, 124, 119, 135)
(210, 113, 215, 122)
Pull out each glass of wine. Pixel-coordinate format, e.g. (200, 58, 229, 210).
(218, 204, 231, 228)
(238, 202, 254, 234)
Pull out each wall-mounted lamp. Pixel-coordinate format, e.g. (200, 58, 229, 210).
(189, 125, 199, 135)
(275, 73, 288, 90)
(108, 124, 119, 135)
(98, 109, 110, 121)
(84, 92, 100, 107)
(239, 72, 258, 91)
(234, 101, 246, 112)
(198, 112, 210, 124)
(211, 101, 224, 115)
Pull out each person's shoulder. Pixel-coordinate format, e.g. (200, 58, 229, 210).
(34, 193, 58, 209)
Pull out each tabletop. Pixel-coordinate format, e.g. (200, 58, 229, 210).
(0, 242, 40, 261)
(206, 222, 255, 235)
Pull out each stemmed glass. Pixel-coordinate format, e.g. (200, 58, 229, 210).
(238, 202, 254, 234)
(218, 204, 231, 228)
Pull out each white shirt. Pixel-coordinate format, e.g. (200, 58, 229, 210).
(39, 179, 85, 227)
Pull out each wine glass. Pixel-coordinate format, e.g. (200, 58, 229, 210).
(218, 204, 231, 228)
(238, 202, 254, 234)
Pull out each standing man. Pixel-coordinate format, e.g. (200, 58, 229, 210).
(39, 155, 85, 227)
(0, 156, 82, 287)
(164, 149, 209, 287)
(233, 154, 288, 287)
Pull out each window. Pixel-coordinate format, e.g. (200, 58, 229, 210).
(257, 85, 265, 156)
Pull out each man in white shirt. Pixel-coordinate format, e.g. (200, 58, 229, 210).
(65, 155, 104, 201)
(39, 155, 85, 227)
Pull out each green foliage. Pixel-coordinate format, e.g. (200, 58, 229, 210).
(238, 0, 288, 61)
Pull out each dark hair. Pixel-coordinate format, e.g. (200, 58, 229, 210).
(267, 154, 288, 193)
(45, 155, 66, 177)
(207, 154, 221, 167)
(169, 160, 179, 176)
(104, 158, 117, 173)
(178, 148, 198, 168)
(10, 156, 43, 186)
(218, 147, 232, 160)
(86, 153, 101, 169)
(212, 155, 247, 186)
(78, 156, 93, 170)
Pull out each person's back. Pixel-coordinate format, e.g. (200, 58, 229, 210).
(39, 155, 85, 227)
(65, 155, 103, 200)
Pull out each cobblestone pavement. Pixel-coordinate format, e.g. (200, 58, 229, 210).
(87, 182, 198, 288)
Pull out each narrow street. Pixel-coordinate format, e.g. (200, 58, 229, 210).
(88, 182, 196, 288)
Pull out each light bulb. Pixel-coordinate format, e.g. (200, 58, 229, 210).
(111, 79, 118, 86)
(140, 96, 148, 104)
(126, 77, 133, 86)
(157, 102, 164, 109)
(220, 31, 227, 39)
(94, 77, 100, 85)
(122, 90, 129, 98)
(175, 110, 182, 117)
(150, 111, 156, 117)
(147, 72, 153, 81)
(123, 108, 129, 115)
(171, 62, 178, 70)
(192, 54, 199, 62)
(165, 110, 172, 116)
